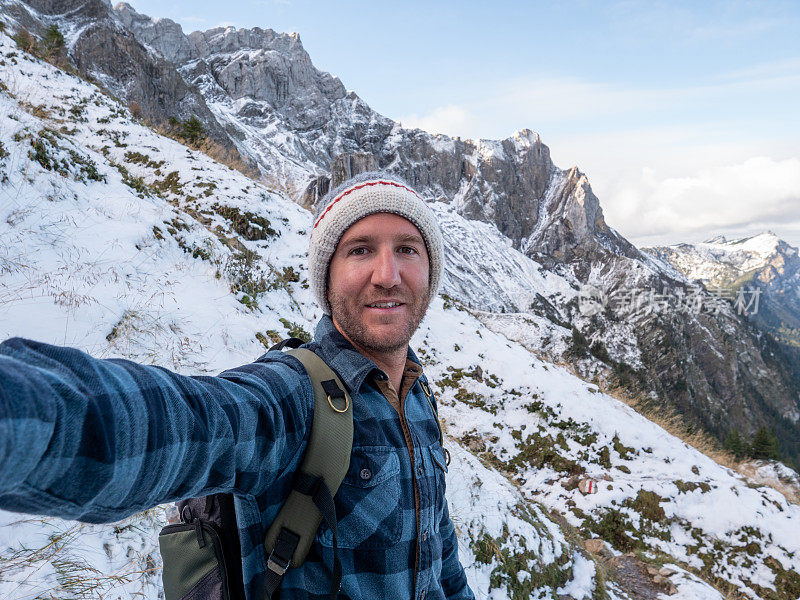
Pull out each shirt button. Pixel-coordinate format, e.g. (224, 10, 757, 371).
(420, 590, 426, 600)
(417, 463, 423, 476)
(422, 529, 428, 542)
(360, 468, 372, 481)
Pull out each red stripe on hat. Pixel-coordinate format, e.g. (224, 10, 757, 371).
(311, 180, 425, 238)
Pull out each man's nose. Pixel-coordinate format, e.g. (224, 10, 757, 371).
(371, 247, 401, 288)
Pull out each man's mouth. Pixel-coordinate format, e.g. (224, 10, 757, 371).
(365, 301, 405, 310)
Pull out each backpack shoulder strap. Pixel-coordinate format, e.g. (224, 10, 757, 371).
(260, 347, 353, 600)
(419, 374, 450, 466)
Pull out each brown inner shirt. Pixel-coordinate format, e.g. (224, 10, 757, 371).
(373, 358, 424, 588)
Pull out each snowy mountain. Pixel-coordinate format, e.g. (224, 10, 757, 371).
(646, 233, 799, 291)
(645, 233, 800, 397)
(3, 23, 800, 600)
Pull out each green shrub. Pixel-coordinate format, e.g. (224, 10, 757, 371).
(509, 431, 584, 475)
(169, 116, 206, 145)
(213, 203, 277, 240)
(279, 318, 311, 342)
(627, 490, 666, 522)
(569, 327, 588, 357)
(598, 446, 611, 469)
(585, 509, 639, 552)
(27, 131, 105, 183)
(590, 340, 611, 363)
(226, 250, 268, 304)
(723, 428, 746, 461)
(14, 25, 68, 68)
(471, 524, 572, 600)
(42, 25, 65, 60)
(124, 151, 165, 169)
(13, 27, 37, 53)
(612, 434, 635, 460)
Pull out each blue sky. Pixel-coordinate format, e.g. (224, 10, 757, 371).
(125, 0, 800, 248)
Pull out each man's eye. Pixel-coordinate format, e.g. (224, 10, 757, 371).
(399, 246, 418, 254)
(349, 247, 368, 256)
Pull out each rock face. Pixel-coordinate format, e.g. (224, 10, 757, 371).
(328, 152, 379, 187)
(646, 233, 800, 424)
(0, 0, 236, 149)
(114, 2, 192, 64)
(6, 0, 799, 464)
(100, 4, 614, 262)
(187, 27, 346, 130)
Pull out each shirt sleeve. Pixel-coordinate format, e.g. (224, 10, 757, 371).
(439, 498, 475, 599)
(0, 337, 312, 523)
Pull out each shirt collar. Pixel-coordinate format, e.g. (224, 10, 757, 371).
(310, 315, 423, 394)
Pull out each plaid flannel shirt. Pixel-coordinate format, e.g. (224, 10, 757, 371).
(0, 315, 474, 600)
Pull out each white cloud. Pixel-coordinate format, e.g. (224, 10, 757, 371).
(599, 156, 800, 248)
(399, 105, 475, 138)
(493, 65, 800, 130)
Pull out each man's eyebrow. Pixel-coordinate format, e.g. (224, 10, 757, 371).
(340, 233, 424, 246)
(395, 233, 424, 244)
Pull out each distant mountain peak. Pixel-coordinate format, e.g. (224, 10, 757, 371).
(703, 234, 728, 244)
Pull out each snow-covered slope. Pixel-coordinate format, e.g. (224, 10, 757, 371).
(2, 31, 800, 600)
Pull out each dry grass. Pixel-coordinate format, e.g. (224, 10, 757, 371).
(597, 382, 738, 469)
(196, 137, 259, 179)
(19, 100, 51, 119)
(0, 510, 164, 600)
(153, 123, 259, 180)
(736, 461, 800, 505)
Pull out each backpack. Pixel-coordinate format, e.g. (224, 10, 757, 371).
(158, 338, 353, 600)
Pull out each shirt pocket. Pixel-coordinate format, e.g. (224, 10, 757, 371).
(430, 444, 448, 532)
(318, 447, 403, 549)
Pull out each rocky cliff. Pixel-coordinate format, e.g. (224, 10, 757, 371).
(646, 232, 800, 414)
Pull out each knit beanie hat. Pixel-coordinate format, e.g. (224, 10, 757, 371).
(309, 171, 444, 315)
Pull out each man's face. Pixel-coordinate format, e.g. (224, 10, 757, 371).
(327, 212, 430, 355)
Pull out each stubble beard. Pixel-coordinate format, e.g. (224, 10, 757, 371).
(328, 288, 430, 355)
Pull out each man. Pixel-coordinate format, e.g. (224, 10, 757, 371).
(0, 171, 475, 600)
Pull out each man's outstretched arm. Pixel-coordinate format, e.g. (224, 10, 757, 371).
(0, 337, 312, 523)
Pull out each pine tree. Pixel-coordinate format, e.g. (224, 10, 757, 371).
(570, 327, 588, 357)
(749, 427, 781, 460)
(723, 428, 746, 460)
(42, 25, 65, 60)
(181, 117, 205, 145)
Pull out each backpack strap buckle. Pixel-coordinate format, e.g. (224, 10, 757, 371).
(321, 379, 348, 413)
(266, 553, 290, 576)
(266, 528, 299, 576)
